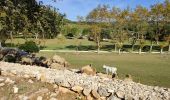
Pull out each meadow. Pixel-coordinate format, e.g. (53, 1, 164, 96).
(6, 38, 168, 52)
(38, 52, 170, 88)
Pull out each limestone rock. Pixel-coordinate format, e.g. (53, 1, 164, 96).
(54, 76, 70, 88)
(116, 91, 125, 99)
(0, 68, 1, 75)
(86, 95, 93, 100)
(40, 72, 47, 82)
(98, 86, 110, 97)
(83, 88, 92, 96)
(107, 95, 121, 100)
(23, 74, 30, 79)
(50, 92, 58, 97)
(0, 83, 5, 87)
(11, 70, 17, 75)
(5, 78, 15, 84)
(28, 79, 34, 83)
(49, 98, 57, 100)
(19, 95, 28, 100)
(100, 97, 106, 100)
(13, 85, 19, 93)
(37, 96, 43, 100)
(50, 63, 63, 69)
(59, 86, 72, 94)
(91, 90, 100, 99)
(0, 78, 5, 82)
(81, 65, 96, 75)
(52, 55, 69, 67)
(71, 86, 83, 93)
(125, 95, 134, 100)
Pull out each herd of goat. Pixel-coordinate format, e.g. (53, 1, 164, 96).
(0, 47, 49, 68)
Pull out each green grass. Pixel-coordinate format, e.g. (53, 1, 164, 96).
(38, 52, 170, 88)
(6, 38, 168, 52)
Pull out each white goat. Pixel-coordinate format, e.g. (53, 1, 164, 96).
(103, 65, 117, 75)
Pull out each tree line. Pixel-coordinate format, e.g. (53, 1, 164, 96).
(83, 0, 170, 54)
(0, 0, 170, 54)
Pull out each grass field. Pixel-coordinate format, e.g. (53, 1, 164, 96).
(6, 38, 168, 52)
(38, 52, 170, 88)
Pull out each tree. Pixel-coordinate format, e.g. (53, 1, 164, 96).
(129, 6, 149, 53)
(112, 8, 129, 54)
(0, 0, 65, 47)
(150, 2, 164, 45)
(90, 25, 102, 53)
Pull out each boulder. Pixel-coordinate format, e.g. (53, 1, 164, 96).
(52, 55, 69, 67)
(81, 65, 96, 75)
(71, 86, 83, 93)
(91, 90, 100, 99)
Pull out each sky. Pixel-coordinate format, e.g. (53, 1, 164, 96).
(38, 0, 165, 21)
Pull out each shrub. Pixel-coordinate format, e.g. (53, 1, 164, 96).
(19, 41, 39, 53)
(3, 54, 16, 63)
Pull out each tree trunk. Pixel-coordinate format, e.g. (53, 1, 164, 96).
(168, 43, 170, 53)
(35, 33, 38, 40)
(156, 40, 159, 45)
(0, 42, 2, 48)
(132, 45, 134, 51)
(10, 31, 13, 46)
(139, 47, 142, 54)
(97, 41, 100, 54)
(150, 40, 153, 53)
(160, 48, 163, 54)
(42, 33, 46, 47)
(114, 44, 117, 52)
(118, 48, 121, 55)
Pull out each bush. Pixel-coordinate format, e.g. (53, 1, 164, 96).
(3, 54, 16, 63)
(19, 41, 39, 53)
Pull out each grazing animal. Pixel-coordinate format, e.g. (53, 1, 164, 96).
(103, 65, 117, 75)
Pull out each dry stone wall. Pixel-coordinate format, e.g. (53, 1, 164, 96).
(0, 61, 170, 100)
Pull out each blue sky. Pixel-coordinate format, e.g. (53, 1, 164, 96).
(39, 0, 165, 21)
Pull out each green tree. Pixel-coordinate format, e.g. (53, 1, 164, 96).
(91, 25, 102, 53)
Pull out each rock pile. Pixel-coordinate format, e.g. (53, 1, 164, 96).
(0, 48, 70, 69)
(0, 62, 170, 100)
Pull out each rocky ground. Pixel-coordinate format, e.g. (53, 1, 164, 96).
(0, 61, 170, 100)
